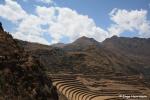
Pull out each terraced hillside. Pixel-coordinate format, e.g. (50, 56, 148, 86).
(17, 36, 150, 76)
(48, 73, 150, 100)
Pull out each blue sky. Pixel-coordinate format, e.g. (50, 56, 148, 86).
(0, 0, 150, 44)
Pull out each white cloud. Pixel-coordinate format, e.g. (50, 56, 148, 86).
(108, 9, 150, 38)
(46, 7, 109, 43)
(0, 0, 150, 45)
(14, 5, 109, 44)
(23, 0, 53, 4)
(0, 0, 27, 23)
(39, 0, 53, 4)
(36, 6, 56, 24)
(13, 15, 50, 45)
(0, 0, 50, 45)
(0, 0, 109, 44)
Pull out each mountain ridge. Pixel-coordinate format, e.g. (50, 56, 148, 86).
(16, 34, 150, 76)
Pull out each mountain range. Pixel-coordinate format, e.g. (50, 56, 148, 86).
(16, 34, 150, 77)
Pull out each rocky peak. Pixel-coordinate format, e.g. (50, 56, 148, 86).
(0, 22, 5, 37)
(62, 36, 101, 51)
(0, 23, 21, 58)
(73, 36, 98, 44)
(0, 22, 4, 32)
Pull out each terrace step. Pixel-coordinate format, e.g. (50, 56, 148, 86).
(49, 75, 145, 100)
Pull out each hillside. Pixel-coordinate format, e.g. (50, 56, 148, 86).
(103, 36, 150, 64)
(16, 35, 150, 99)
(0, 23, 58, 100)
(17, 34, 150, 76)
(102, 36, 150, 75)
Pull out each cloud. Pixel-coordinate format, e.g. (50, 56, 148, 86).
(0, 0, 150, 45)
(36, 6, 56, 24)
(0, 0, 27, 23)
(45, 7, 109, 43)
(13, 15, 50, 45)
(0, 0, 50, 45)
(1, 0, 109, 44)
(23, 0, 54, 4)
(39, 0, 53, 4)
(108, 8, 150, 38)
(36, 6, 109, 43)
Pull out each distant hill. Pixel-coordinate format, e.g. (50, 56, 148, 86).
(0, 23, 58, 100)
(16, 34, 150, 76)
(103, 35, 150, 58)
(51, 43, 66, 48)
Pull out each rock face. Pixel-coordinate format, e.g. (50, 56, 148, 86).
(17, 34, 150, 77)
(0, 23, 58, 100)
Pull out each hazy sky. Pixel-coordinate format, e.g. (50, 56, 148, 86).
(0, 0, 150, 44)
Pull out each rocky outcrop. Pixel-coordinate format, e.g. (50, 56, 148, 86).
(0, 22, 58, 100)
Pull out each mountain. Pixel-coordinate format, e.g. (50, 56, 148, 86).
(16, 39, 52, 51)
(103, 36, 150, 58)
(102, 36, 150, 75)
(16, 34, 150, 76)
(0, 23, 58, 100)
(72, 36, 99, 46)
(63, 36, 100, 51)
